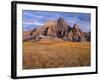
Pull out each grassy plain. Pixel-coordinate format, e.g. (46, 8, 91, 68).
(23, 40, 90, 69)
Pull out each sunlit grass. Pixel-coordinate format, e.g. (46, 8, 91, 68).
(23, 40, 91, 69)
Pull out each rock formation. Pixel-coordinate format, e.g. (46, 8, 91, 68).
(23, 17, 90, 42)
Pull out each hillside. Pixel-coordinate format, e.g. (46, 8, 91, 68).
(23, 17, 90, 42)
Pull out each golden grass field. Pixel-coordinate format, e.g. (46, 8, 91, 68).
(23, 40, 91, 69)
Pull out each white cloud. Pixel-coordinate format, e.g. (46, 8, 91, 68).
(33, 22, 43, 25)
(23, 21, 43, 26)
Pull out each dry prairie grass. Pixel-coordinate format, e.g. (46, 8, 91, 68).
(23, 40, 90, 69)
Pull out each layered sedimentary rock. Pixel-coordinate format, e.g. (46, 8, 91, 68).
(23, 17, 90, 42)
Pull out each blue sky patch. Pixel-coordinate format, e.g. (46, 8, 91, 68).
(22, 10, 91, 32)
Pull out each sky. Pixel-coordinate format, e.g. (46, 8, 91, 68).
(22, 10, 91, 32)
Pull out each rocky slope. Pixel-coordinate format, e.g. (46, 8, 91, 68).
(23, 17, 90, 42)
